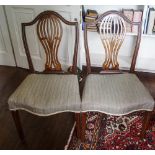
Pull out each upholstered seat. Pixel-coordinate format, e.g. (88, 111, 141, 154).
(8, 74, 81, 116)
(82, 73, 154, 115)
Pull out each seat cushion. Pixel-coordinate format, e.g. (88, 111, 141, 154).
(8, 74, 81, 116)
(82, 73, 154, 115)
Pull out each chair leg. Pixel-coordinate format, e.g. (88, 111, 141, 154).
(81, 112, 87, 142)
(11, 111, 26, 144)
(75, 113, 81, 139)
(140, 111, 151, 139)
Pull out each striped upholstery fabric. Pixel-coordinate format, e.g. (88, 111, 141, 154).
(82, 73, 154, 115)
(8, 74, 81, 116)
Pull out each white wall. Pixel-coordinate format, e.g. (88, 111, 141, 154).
(0, 6, 15, 66)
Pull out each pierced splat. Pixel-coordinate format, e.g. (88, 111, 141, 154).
(99, 15, 126, 70)
(37, 15, 63, 71)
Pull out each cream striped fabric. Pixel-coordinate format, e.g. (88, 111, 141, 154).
(8, 74, 81, 116)
(82, 73, 154, 115)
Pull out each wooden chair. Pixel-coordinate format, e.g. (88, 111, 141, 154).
(8, 11, 81, 144)
(81, 10, 155, 141)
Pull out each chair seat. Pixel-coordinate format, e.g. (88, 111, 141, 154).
(8, 74, 81, 116)
(82, 73, 154, 115)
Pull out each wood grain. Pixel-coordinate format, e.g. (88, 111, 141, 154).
(37, 15, 63, 71)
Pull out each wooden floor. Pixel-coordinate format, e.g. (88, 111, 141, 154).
(0, 66, 155, 149)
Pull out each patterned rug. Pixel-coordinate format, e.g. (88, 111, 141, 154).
(68, 112, 155, 150)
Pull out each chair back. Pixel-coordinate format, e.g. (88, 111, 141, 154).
(84, 10, 142, 74)
(22, 11, 79, 74)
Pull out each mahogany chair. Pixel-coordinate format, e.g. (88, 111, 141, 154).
(81, 10, 155, 141)
(8, 11, 81, 143)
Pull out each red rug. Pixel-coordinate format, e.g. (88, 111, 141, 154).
(68, 112, 155, 150)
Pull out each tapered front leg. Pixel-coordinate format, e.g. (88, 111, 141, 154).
(140, 111, 151, 139)
(81, 112, 87, 142)
(11, 110, 26, 144)
(75, 113, 81, 139)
